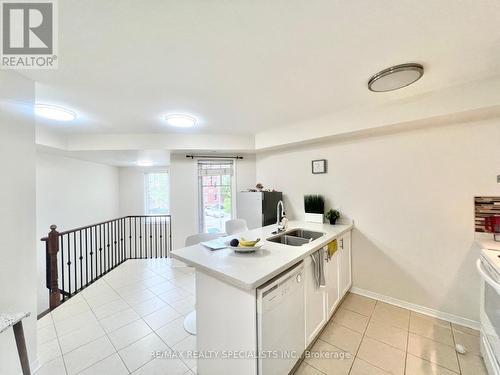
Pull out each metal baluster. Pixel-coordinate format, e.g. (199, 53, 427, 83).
(115, 219, 118, 265)
(169, 217, 172, 257)
(121, 219, 124, 262)
(79, 230, 83, 290)
(163, 217, 168, 258)
(84, 228, 88, 286)
(128, 218, 132, 259)
(73, 232, 77, 293)
(154, 216, 157, 258)
(90, 227, 94, 283)
(99, 224, 102, 277)
(106, 222, 109, 272)
(159, 217, 163, 258)
(120, 219, 126, 262)
(67, 235, 71, 296)
(60, 235, 65, 295)
(139, 217, 143, 258)
(113, 220, 116, 267)
(149, 217, 153, 258)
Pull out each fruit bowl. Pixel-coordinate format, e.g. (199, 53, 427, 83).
(228, 244, 263, 253)
(227, 237, 262, 253)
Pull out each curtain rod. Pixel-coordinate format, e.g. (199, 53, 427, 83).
(186, 155, 244, 160)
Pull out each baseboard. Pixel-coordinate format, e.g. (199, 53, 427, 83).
(350, 287, 480, 330)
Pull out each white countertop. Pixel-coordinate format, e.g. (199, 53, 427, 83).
(475, 238, 500, 251)
(171, 221, 353, 290)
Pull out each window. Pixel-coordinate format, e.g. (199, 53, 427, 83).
(145, 172, 169, 214)
(198, 160, 235, 233)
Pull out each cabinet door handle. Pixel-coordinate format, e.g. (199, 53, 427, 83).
(340, 238, 344, 249)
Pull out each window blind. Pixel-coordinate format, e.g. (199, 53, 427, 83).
(197, 160, 234, 176)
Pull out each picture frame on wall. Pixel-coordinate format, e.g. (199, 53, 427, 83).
(312, 159, 327, 174)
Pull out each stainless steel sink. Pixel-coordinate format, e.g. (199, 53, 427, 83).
(266, 228, 325, 246)
(285, 229, 324, 241)
(267, 235, 311, 246)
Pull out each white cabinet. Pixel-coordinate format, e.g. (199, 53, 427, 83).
(304, 254, 327, 347)
(338, 232, 352, 296)
(304, 231, 352, 347)
(325, 246, 340, 319)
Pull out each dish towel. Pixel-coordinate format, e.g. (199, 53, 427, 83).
(327, 239, 338, 260)
(310, 249, 326, 288)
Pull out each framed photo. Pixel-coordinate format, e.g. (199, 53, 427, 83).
(312, 159, 327, 174)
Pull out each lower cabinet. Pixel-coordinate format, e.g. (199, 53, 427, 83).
(304, 255, 327, 346)
(325, 246, 340, 319)
(339, 231, 352, 296)
(304, 231, 352, 347)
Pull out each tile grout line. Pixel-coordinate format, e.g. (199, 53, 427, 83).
(451, 325, 463, 375)
(103, 261, 193, 373)
(102, 261, 166, 374)
(39, 260, 184, 375)
(403, 308, 411, 375)
(134, 260, 197, 372)
(347, 299, 392, 375)
(346, 297, 374, 375)
(77, 276, 131, 374)
(42, 312, 70, 375)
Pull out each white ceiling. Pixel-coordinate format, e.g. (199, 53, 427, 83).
(25, 0, 500, 136)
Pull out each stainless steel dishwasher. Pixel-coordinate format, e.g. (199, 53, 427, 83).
(257, 261, 305, 375)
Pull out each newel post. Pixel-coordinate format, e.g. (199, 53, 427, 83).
(46, 225, 61, 310)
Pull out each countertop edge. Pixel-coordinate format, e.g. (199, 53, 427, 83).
(171, 223, 354, 290)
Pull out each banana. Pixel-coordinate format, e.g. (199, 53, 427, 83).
(239, 238, 260, 247)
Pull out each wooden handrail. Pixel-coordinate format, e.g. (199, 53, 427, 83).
(41, 215, 171, 240)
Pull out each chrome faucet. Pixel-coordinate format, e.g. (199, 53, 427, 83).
(276, 200, 285, 232)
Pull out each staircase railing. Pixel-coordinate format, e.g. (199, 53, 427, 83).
(41, 215, 172, 310)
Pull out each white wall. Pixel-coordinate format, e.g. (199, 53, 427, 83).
(256, 119, 500, 322)
(119, 167, 170, 216)
(0, 71, 37, 374)
(36, 152, 120, 313)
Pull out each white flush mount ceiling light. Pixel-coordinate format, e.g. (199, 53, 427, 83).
(165, 114, 197, 128)
(368, 63, 424, 92)
(35, 104, 77, 121)
(136, 160, 154, 167)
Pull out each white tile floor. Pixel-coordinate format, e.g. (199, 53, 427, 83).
(35, 259, 488, 375)
(35, 258, 196, 375)
(296, 293, 488, 375)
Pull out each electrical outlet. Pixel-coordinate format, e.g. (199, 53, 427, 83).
(498, 175, 500, 183)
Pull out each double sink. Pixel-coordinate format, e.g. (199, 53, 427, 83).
(266, 228, 325, 247)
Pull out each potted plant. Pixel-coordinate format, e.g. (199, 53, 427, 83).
(304, 195, 325, 223)
(325, 209, 341, 225)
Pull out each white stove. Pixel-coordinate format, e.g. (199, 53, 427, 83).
(481, 248, 500, 281)
(477, 241, 500, 375)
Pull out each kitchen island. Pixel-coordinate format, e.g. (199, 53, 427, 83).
(172, 221, 353, 375)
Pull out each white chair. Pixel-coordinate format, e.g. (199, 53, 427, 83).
(183, 232, 225, 335)
(185, 232, 224, 247)
(225, 219, 248, 235)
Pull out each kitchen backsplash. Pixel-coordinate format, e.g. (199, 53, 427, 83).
(475, 196, 500, 232)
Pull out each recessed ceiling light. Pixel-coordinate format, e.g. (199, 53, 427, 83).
(137, 161, 154, 167)
(368, 63, 424, 92)
(35, 104, 77, 121)
(165, 114, 197, 128)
